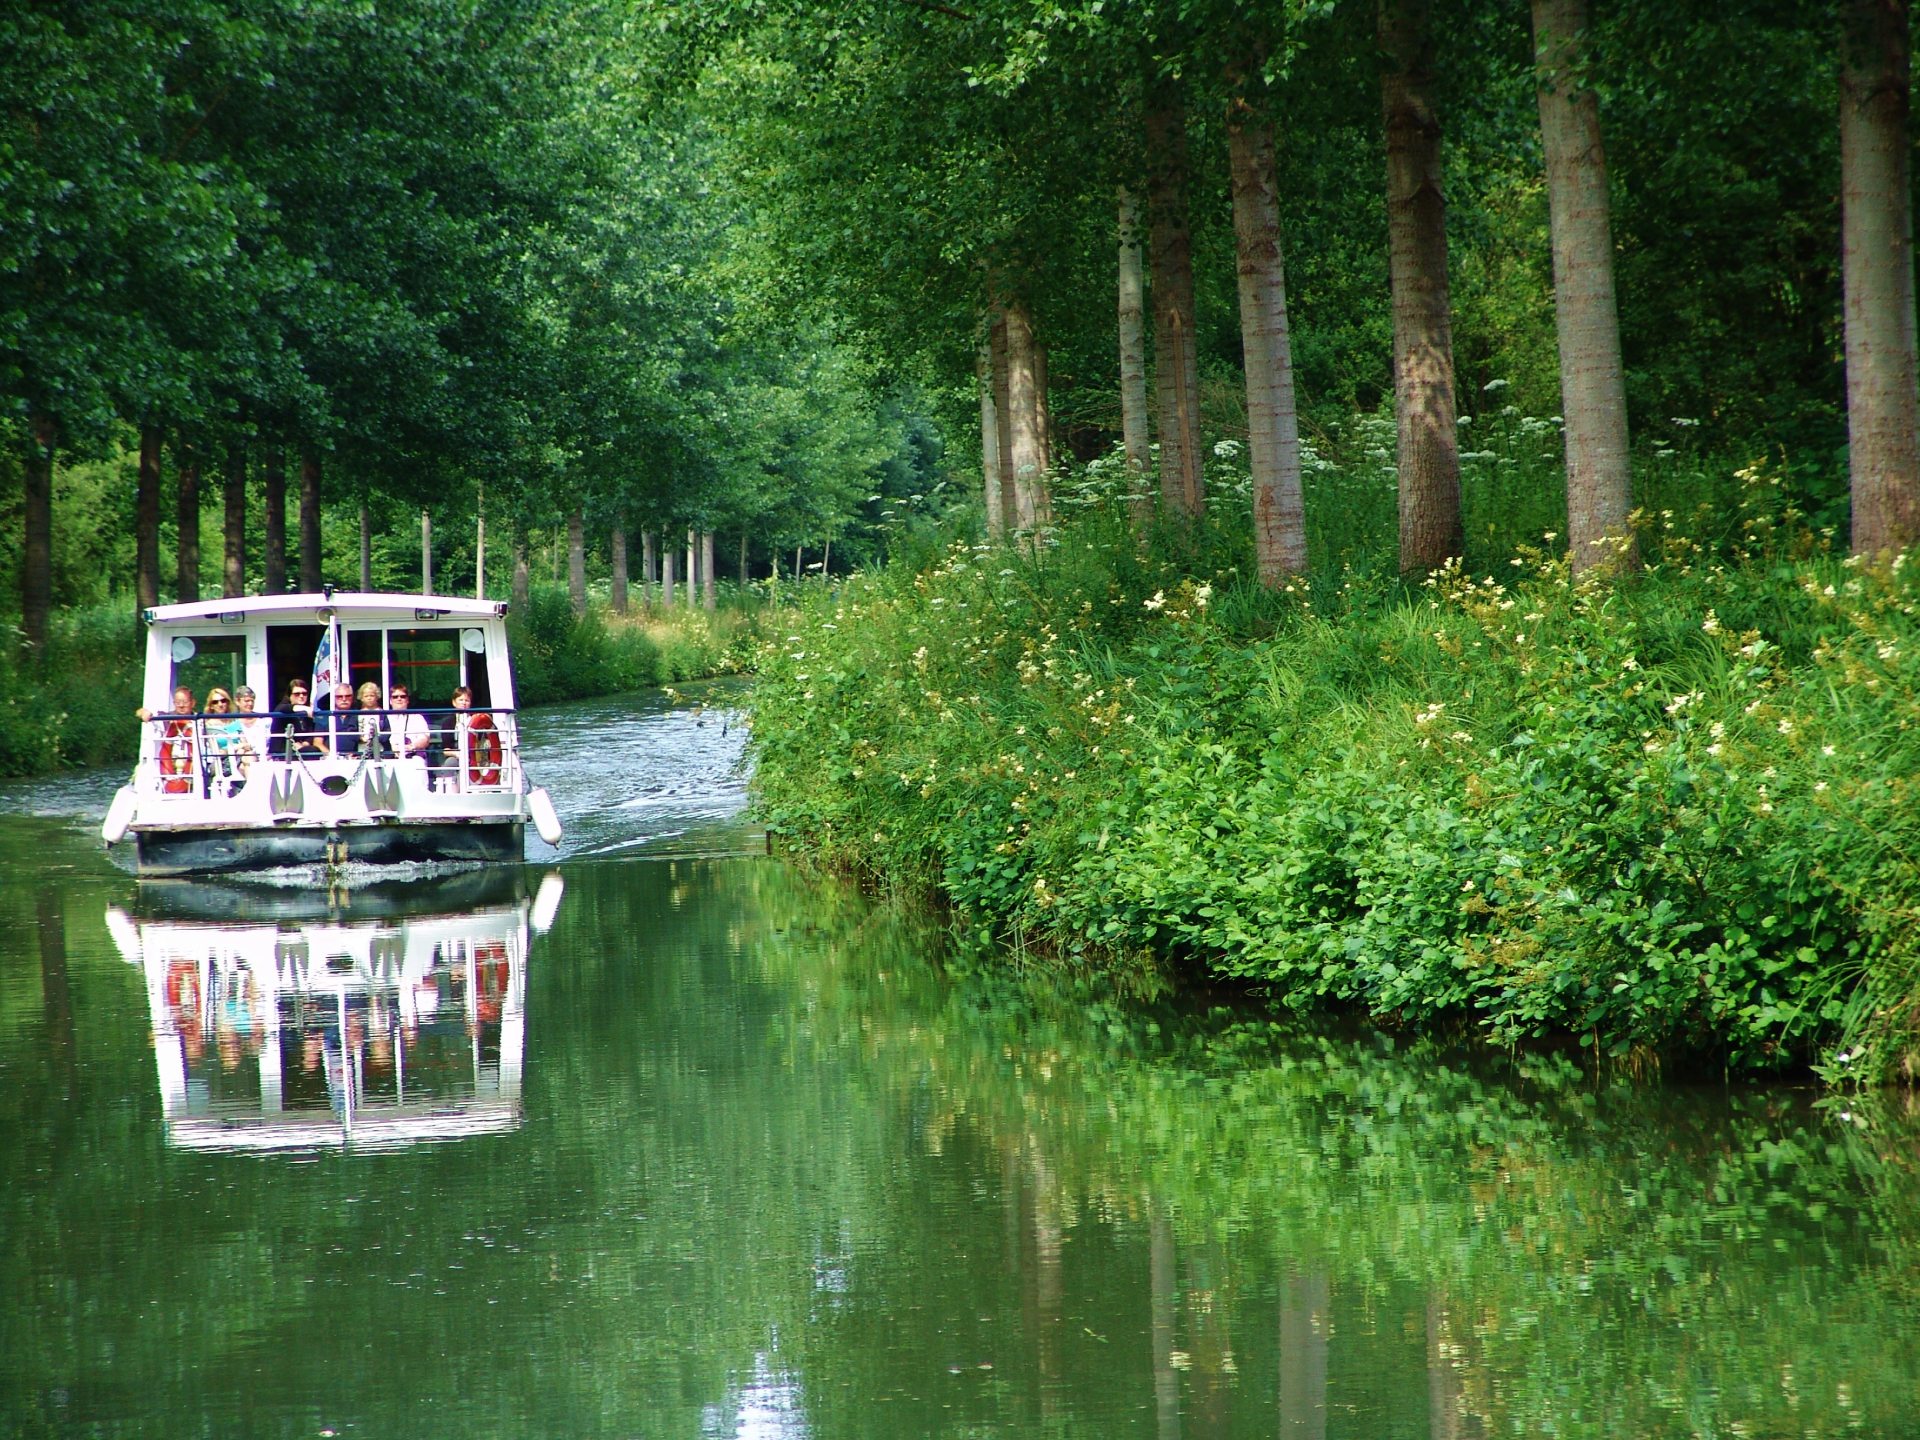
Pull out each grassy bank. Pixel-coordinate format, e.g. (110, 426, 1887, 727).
(747, 470, 1920, 1085)
(0, 584, 757, 781)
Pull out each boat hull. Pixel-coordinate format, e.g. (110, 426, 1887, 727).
(130, 820, 523, 876)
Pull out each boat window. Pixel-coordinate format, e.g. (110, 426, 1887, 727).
(266, 624, 325, 707)
(346, 629, 386, 699)
(170, 635, 245, 706)
(388, 628, 461, 710)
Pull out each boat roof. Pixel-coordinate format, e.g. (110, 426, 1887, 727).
(145, 592, 507, 624)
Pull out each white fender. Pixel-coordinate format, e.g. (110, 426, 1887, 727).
(531, 870, 566, 935)
(527, 786, 563, 846)
(102, 785, 137, 846)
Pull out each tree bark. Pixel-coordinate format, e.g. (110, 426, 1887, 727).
(1147, 86, 1205, 516)
(701, 530, 716, 610)
(1843, 0, 1920, 555)
(738, 532, 748, 585)
(297, 451, 322, 593)
(1034, 340, 1054, 518)
(358, 501, 371, 590)
(511, 535, 530, 613)
(978, 335, 1006, 537)
(1230, 112, 1309, 583)
(222, 441, 246, 598)
(1117, 188, 1153, 489)
(686, 528, 698, 606)
(568, 509, 587, 617)
(262, 448, 286, 594)
(136, 424, 163, 613)
(1382, 0, 1465, 572)
(662, 547, 677, 606)
(611, 518, 629, 614)
(22, 415, 55, 654)
(1533, 0, 1635, 574)
(1005, 298, 1045, 530)
(991, 306, 1018, 529)
(176, 448, 201, 603)
(642, 529, 658, 606)
(421, 508, 434, 595)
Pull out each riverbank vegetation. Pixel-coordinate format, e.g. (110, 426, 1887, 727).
(750, 461, 1920, 1083)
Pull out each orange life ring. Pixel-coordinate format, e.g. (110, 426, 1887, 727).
(159, 718, 195, 794)
(468, 713, 501, 787)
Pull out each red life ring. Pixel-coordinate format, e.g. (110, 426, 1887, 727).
(159, 718, 195, 794)
(468, 713, 501, 787)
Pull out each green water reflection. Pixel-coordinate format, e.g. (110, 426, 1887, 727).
(2, 844, 1917, 1437)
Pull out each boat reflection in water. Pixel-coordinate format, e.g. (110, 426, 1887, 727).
(105, 867, 564, 1154)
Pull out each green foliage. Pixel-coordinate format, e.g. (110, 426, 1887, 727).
(0, 601, 141, 778)
(750, 455, 1920, 1083)
(506, 584, 754, 709)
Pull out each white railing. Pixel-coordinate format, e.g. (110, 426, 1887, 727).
(139, 708, 524, 802)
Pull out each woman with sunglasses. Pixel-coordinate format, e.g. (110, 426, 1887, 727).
(203, 689, 247, 796)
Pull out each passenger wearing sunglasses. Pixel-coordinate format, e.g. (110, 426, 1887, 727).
(269, 681, 326, 759)
(203, 690, 248, 796)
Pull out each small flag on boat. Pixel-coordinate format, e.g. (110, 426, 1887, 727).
(311, 627, 337, 702)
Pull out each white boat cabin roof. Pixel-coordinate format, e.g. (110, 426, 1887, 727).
(145, 592, 508, 626)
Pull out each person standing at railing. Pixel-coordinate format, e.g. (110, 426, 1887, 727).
(136, 686, 198, 794)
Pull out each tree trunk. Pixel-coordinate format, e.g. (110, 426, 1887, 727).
(1117, 187, 1153, 489)
(991, 306, 1018, 529)
(1005, 298, 1045, 530)
(1843, 0, 1920, 555)
(1034, 340, 1054, 517)
(793, 545, 803, 581)
(421, 508, 434, 595)
(223, 441, 246, 597)
(358, 501, 371, 590)
(1147, 86, 1205, 515)
(1533, 0, 1635, 574)
(1230, 113, 1308, 583)
(21, 415, 55, 654)
(737, 532, 748, 585)
(474, 484, 486, 598)
(701, 530, 716, 610)
(176, 448, 201, 603)
(568, 509, 587, 617)
(297, 451, 322, 592)
(662, 548, 677, 606)
(1382, 0, 1465, 573)
(136, 424, 163, 613)
(611, 518, 628, 614)
(642, 529, 658, 606)
(511, 536, 530, 613)
(686, 529, 698, 605)
(262, 448, 286, 594)
(978, 335, 1006, 537)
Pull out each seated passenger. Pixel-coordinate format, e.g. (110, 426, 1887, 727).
(203, 688, 246, 796)
(353, 682, 389, 759)
(431, 687, 470, 792)
(233, 687, 266, 768)
(321, 683, 360, 756)
(386, 683, 433, 772)
(270, 681, 326, 758)
(138, 685, 198, 794)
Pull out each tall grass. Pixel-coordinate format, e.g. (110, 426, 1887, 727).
(749, 438, 1920, 1085)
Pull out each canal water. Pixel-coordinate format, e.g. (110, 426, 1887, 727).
(2, 689, 1917, 1438)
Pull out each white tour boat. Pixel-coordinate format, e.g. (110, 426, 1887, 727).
(102, 589, 562, 875)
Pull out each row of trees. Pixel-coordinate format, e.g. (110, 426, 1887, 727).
(2, 1, 932, 651)
(670, 0, 1919, 580)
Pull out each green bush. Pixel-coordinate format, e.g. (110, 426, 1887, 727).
(749, 459, 1920, 1084)
(0, 602, 145, 779)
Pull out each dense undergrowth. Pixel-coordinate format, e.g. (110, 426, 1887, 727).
(748, 459, 1920, 1084)
(0, 584, 756, 780)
